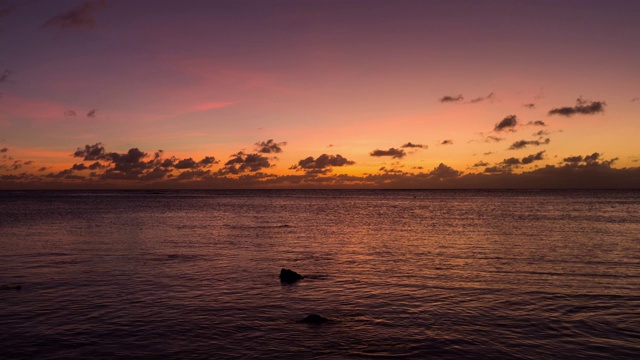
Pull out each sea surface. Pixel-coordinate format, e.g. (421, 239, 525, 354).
(1, 190, 639, 359)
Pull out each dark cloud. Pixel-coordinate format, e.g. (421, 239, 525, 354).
(401, 142, 427, 149)
(469, 92, 495, 104)
(548, 98, 606, 117)
(220, 152, 272, 175)
(523, 103, 536, 109)
(528, 120, 546, 126)
(38, 167, 47, 172)
(485, 135, 504, 143)
(440, 94, 463, 103)
(0, 69, 12, 83)
(521, 151, 546, 164)
(584, 152, 600, 163)
(199, 156, 217, 166)
(473, 161, 489, 167)
(88, 161, 103, 170)
(378, 167, 407, 175)
(484, 151, 544, 173)
(176, 169, 211, 181)
(508, 138, 550, 150)
(428, 163, 461, 179)
(632, 97, 640, 103)
(172, 156, 218, 169)
(291, 154, 355, 175)
(370, 148, 406, 159)
(562, 152, 605, 166)
(71, 163, 88, 171)
(74, 143, 107, 160)
(483, 166, 503, 174)
(174, 158, 198, 169)
(494, 115, 518, 132)
(563, 155, 583, 164)
(533, 130, 550, 137)
(440, 140, 453, 145)
(0, 147, 7, 153)
(42, 1, 106, 30)
(502, 157, 521, 166)
(64, 110, 77, 116)
(71, 143, 216, 181)
(256, 139, 287, 154)
(87, 109, 97, 117)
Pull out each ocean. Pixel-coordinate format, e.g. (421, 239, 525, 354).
(1, 190, 639, 359)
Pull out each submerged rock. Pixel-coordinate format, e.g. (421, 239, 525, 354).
(279, 268, 304, 283)
(300, 314, 331, 324)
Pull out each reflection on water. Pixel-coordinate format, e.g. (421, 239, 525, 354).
(1, 190, 639, 359)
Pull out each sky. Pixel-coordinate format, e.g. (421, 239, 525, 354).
(1, 0, 639, 189)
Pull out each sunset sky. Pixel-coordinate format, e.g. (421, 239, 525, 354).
(1, 0, 639, 189)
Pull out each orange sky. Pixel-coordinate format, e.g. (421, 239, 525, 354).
(1, 1, 639, 189)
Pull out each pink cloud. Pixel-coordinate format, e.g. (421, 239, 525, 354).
(191, 101, 236, 112)
(0, 94, 74, 121)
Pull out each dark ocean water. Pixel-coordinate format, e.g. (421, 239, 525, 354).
(1, 190, 639, 359)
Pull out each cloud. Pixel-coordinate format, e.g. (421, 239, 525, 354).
(174, 157, 218, 169)
(255, 139, 287, 154)
(502, 157, 521, 166)
(220, 151, 272, 175)
(291, 154, 355, 175)
(473, 161, 489, 167)
(70, 143, 217, 180)
(548, 98, 606, 116)
(469, 92, 495, 104)
(0, 69, 12, 83)
(563, 155, 583, 164)
(527, 120, 546, 126)
(428, 163, 461, 179)
(370, 148, 406, 159)
(0, 147, 7, 153)
(521, 151, 546, 164)
(483, 166, 503, 174)
(87, 109, 96, 117)
(523, 103, 536, 109)
(485, 135, 504, 143)
(192, 101, 235, 112)
(440, 94, 463, 103)
(440, 140, 453, 145)
(176, 169, 211, 180)
(562, 152, 607, 167)
(533, 130, 550, 137)
(632, 97, 640, 103)
(42, 1, 106, 30)
(508, 138, 550, 150)
(64, 110, 77, 116)
(485, 151, 558, 174)
(71, 163, 88, 171)
(401, 142, 427, 149)
(74, 143, 107, 160)
(174, 158, 198, 169)
(494, 115, 518, 132)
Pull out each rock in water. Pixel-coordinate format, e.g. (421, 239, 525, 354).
(300, 314, 331, 324)
(279, 268, 304, 283)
